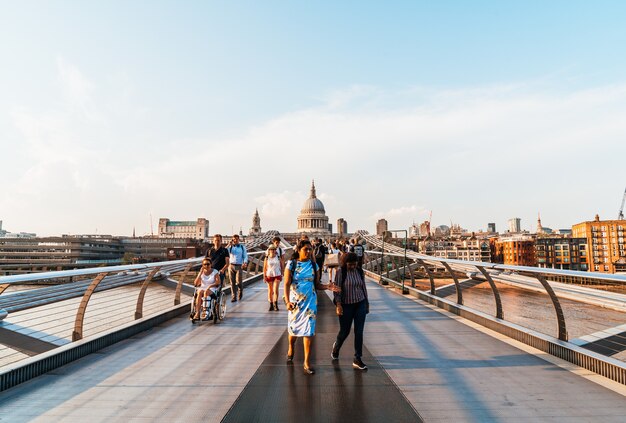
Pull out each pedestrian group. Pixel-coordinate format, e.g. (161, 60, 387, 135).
(197, 233, 369, 375)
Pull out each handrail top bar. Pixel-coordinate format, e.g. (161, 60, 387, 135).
(0, 258, 203, 285)
(364, 249, 626, 283)
(0, 249, 268, 285)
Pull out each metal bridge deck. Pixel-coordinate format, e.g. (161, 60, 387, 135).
(2, 278, 626, 422)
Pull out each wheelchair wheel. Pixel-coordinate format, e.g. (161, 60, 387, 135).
(218, 292, 227, 320)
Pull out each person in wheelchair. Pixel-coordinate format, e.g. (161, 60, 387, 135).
(193, 258, 221, 321)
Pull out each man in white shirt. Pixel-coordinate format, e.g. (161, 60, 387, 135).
(228, 234, 248, 302)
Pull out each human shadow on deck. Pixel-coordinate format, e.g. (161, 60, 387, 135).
(373, 353, 552, 370)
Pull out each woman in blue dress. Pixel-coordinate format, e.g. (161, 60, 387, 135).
(284, 239, 340, 375)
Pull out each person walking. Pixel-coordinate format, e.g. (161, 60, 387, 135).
(263, 245, 283, 311)
(313, 238, 327, 277)
(327, 241, 341, 283)
(227, 234, 248, 302)
(331, 252, 369, 370)
(284, 239, 339, 375)
(205, 234, 229, 285)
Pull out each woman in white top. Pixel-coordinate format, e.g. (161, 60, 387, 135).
(193, 258, 220, 320)
(263, 245, 283, 311)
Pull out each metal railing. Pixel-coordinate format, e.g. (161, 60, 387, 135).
(357, 232, 626, 385)
(359, 232, 626, 341)
(0, 244, 284, 391)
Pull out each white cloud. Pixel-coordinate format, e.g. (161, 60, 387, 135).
(3, 68, 626, 236)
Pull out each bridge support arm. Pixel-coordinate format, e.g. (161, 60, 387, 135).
(174, 263, 194, 305)
(441, 262, 463, 305)
(72, 272, 109, 341)
(135, 267, 161, 320)
(475, 266, 504, 320)
(416, 259, 436, 295)
(535, 274, 568, 341)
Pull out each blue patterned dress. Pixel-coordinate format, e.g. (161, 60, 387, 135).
(287, 259, 319, 337)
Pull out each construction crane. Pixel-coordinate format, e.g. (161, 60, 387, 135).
(619, 187, 626, 220)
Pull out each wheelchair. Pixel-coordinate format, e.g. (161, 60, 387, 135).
(190, 285, 227, 324)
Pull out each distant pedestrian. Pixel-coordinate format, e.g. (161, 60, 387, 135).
(263, 245, 282, 311)
(205, 234, 229, 284)
(270, 236, 285, 269)
(353, 239, 365, 268)
(228, 234, 248, 302)
(327, 241, 341, 283)
(313, 238, 327, 277)
(332, 252, 369, 370)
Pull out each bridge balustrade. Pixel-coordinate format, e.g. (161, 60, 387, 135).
(0, 237, 290, 392)
(355, 231, 626, 385)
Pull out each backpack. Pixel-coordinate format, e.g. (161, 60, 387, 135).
(314, 244, 327, 260)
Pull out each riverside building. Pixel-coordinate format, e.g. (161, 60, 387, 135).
(572, 215, 626, 274)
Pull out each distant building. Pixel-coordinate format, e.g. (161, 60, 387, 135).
(337, 218, 348, 236)
(376, 219, 388, 236)
(494, 235, 536, 266)
(536, 214, 553, 235)
(487, 223, 496, 233)
(536, 236, 588, 271)
(572, 215, 626, 273)
(158, 218, 209, 240)
(249, 209, 262, 236)
(0, 220, 36, 238)
(508, 218, 521, 233)
(421, 235, 491, 262)
(297, 181, 330, 234)
(0, 235, 125, 266)
(434, 225, 450, 237)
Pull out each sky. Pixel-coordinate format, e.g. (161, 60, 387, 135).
(1, 1, 626, 237)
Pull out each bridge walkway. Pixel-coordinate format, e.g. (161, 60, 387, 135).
(1, 277, 626, 422)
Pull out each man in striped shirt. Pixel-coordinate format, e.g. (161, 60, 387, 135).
(331, 252, 369, 370)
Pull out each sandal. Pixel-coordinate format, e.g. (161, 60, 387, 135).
(303, 366, 315, 375)
(286, 354, 293, 363)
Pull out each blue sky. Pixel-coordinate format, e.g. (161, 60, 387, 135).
(1, 1, 626, 236)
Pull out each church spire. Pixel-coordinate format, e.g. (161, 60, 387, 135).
(310, 179, 317, 198)
(537, 212, 543, 234)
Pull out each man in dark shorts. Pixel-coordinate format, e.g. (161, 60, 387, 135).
(205, 234, 229, 285)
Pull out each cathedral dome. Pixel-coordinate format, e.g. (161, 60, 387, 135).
(297, 180, 330, 234)
(300, 181, 325, 214)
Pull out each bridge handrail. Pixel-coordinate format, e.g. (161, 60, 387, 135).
(359, 232, 626, 343)
(0, 250, 267, 286)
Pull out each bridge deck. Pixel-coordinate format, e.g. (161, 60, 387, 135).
(1, 277, 626, 422)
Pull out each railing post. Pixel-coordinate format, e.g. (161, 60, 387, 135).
(417, 259, 436, 295)
(407, 261, 416, 288)
(475, 266, 504, 320)
(174, 263, 194, 305)
(72, 272, 109, 341)
(442, 262, 463, 305)
(535, 274, 568, 341)
(135, 267, 161, 320)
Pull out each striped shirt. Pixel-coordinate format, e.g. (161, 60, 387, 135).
(334, 267, 367, 305)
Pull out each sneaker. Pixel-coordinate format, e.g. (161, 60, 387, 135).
(352, 357, 367, 370)
(331, 342, 339, 360)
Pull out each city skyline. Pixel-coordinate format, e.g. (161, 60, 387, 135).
(2, 2, 625, 237)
